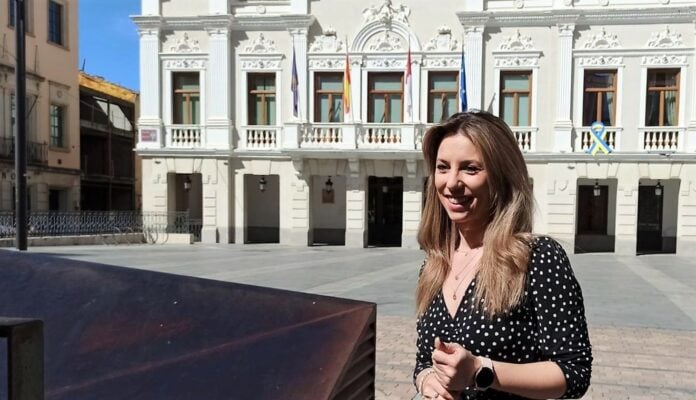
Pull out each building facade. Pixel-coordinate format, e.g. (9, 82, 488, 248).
(79, 72, 138, 211)
(134, 0, 696, 255)
(0, 0, 80, 212)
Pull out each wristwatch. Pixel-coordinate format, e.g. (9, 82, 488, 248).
(474, 356, 495, 390)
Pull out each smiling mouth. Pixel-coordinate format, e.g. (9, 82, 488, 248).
(447, 196, 473, 206)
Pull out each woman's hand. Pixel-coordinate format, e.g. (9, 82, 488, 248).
(431, 337, 480, 392)
(420, 371, 460, 400)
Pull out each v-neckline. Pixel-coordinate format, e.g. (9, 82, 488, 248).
(442, 275, 477, 320)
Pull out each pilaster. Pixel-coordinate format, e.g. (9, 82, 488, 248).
(234, 168, 246, 244)
(554, 23, 575, 153)
(290, 29, 309, 122)
(615, 176, 639, 255)
(137, 24, 163, 149)
(464, 25, 484, 111)
(402, 161, 422, 249)
(677, 171, 696, 255)
(141, 0, 160, 16)
(345, 160, 366, 247)
(206, 25, 232, 149)
(208, 0, 228, 14)
(545, 167, 577, 253)
(281, 159, 311, 245)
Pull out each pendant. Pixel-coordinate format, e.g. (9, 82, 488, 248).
(452, 293, 457, 300)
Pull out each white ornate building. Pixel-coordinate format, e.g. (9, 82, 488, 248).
(134, 0, 696, 255)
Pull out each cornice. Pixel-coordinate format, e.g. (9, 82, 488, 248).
(523, 152, 696, 163)
(231, 14, 315, 30)
(458, 7, 696, 27)
(131, 15, 164, 29)
(132, 14, 314, 31)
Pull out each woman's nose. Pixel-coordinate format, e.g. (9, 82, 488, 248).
(446, 172, 461, 190)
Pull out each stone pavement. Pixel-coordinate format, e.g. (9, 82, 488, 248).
(24, 244, 696, 399)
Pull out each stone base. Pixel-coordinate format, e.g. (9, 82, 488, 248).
(401, 231, 419, 249)
(614, 236, 637, 255)
(677, 237, 696, 256)
(345, 229, 366, 248)
(201, 226, 218, 244)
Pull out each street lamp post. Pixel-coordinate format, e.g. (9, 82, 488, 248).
(14, 0, 28, 251)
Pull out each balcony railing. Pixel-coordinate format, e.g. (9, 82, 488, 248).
(302, 124, 344, 148)
(359, 124, 403, 148)
(640, 127, 684, 152)
(510, 127, 537, 152)
(241, 126, 281, 150)
(577, 126, 621, 152)
(166, 125, 203, 148)
(0, 137, 48, 165)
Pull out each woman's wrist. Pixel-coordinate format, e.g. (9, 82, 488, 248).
(416, 367, 436, 394)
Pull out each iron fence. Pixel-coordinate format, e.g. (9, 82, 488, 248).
(0, 211, 202, 242)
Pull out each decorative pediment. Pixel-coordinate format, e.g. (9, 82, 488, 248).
(582, 28, 620, 49)
(308, 57, 346, 69)
(365, 57, 406, 69)
(424, 26, 459, 51)
(169, 33, 200, 53)
(163, 59, 207, 70)
(240, 58, 282, 70)
(366, 31, 403, 52)
(494, 57, 539, 68)
(577, 55, 624, 67)
(641, 54, 687, 66)
(243, 34, 277, 53)
(646, 26, 683, 48)
(498, 30, 534, 51)
(362, 0, 410, 25)
(309, 28, 345, 53)
(422, 56, 460, 68)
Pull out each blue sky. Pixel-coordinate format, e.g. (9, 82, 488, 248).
(79, 0, 140, 91)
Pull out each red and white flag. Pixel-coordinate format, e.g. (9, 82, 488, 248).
(405, 46, 413, 122)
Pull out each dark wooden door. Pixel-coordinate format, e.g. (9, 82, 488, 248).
(637, 185, 663, 253)
(367, 177, 403, 246)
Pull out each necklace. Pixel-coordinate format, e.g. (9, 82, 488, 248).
(449, 249, 481, 300)
(452, 247, 481, 280)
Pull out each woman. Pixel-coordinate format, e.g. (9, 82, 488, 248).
(414, 112, 592, 400)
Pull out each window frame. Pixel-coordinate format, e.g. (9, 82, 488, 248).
(367, 72, 404, 123)
(47, 0, 64, 46)
(427, 71, 458, 123)
(49, 104, 65, 148)
(247, 72, 277, 126)
(172, 72, 201, 125)
(582, 69, 617, 126)
(313, 72, 344, 123)
(500, 70, 533, 127)
(645, 68, 680, 127)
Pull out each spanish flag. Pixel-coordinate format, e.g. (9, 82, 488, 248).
(343, 51, 352, 117)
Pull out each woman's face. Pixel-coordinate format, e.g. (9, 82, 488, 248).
(434, 132, 491, 229)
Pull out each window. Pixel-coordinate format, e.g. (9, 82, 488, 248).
(50, 105, 64, 147)
(368, 73, 403, 123)
(583, 70, 616, 126)
(10, 94, 37, 139)
(172, 72, 200, 125)
(314, 72, 343, 123)
(577, 185, 608, 235)
(646, 69, 679, 126)
(500, 71, 532, 126)
(428, 72, 458, 123)
(248, 73, 276, 125)
(48, 0, 63, 45)
(9, 0, 16, 27)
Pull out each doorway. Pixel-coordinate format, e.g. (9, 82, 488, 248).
(367, 176, 403, 247)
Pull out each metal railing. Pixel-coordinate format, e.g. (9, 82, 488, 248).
(0, 137, 48, 164)
(0, 211, 202, 243)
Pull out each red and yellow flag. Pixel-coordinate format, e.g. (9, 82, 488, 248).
(343, 52, 351, 116)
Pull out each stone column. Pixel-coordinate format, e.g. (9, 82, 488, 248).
(553, 23, 575, 153)
(290, 29, 309, 122)
(281, 158, 311, 245)
(233, 169, 246, 244)
(545, 167, 577, 253)
(201, 159, 231, 243)
(345, 159, 366, 247)
(687, 31, 696, 152)
(614, 174, 639, 255)
(206, 25, 232, 149)
(402, 160, 422, 249)
(464, 25, 484, 111)
(32, 182, 48, 211)
(350, 57, 363, 123)
(141, 159, 168, 214)
(137, 24, 163, 149)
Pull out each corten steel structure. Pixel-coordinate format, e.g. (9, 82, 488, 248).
(1, 0, 81, 213)
(134, 0, 696, 255)
(79, 72, 138, 211)
(0, 250, 377, 399)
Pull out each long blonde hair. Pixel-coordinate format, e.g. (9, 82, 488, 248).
(416, 111, 534, 317)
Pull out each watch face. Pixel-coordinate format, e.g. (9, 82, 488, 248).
(475, 366, 495, 388)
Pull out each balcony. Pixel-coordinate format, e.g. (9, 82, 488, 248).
(301, 124, 345, 148)
(165, 125, 204, 148)
(0, 137, 48, 165)
(577, 126, 621, 152)
(510, 127, 537, 152)
(241, 126, 281, 150)
(640, 127, 684, 152)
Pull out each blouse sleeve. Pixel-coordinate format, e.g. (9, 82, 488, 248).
(413, 314, 435, 385)
(529, 237, 593, 399)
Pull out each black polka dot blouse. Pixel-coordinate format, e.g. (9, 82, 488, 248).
(414, 236, 593, 399)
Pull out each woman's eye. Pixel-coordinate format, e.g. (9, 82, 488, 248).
(436, 164, 448, 171)
(464, 165, 481, 173)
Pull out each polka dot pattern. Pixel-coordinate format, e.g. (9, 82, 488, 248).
(414, 236, 593, 399)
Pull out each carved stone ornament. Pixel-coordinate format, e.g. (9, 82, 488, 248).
(362, 0, 410, 25)
(513, 0, 524, 8)
(494, 57, 539, 68)
(240, 59, 282, 70)
(163, 59, 207, 70)
(599, 0, 609, 7)
(308, 58, 345, 69)
(422, 56, 459, 68)
(243, 34, 277, 53)
(582, 28, 620, 49)
(424, 26, 459, 51)
(367, 31, 403, 52)
(646, 26, 683, 48)
(309, 28, 346, 53)
(169, 33, 200, 53)
(498, 30, 534, 51)
(366, 57, 406, 68)
(641, 55, 687, 66)
(577, 56, 624, 67)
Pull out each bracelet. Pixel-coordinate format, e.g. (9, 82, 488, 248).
(417, 368, 437, 395)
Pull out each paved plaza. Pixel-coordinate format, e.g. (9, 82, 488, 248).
(23, 243, 696, 399)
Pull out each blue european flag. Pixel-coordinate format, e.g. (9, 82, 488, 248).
(459, 46, 468, 112)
